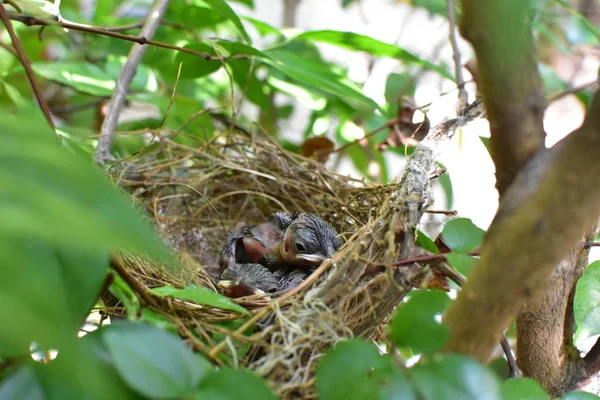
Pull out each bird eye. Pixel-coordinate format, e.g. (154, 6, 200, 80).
(294, 242, 307, 252)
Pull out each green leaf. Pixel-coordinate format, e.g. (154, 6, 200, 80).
(0, 239, 107, 357)
(442, 218, 485, 253)
(242, 16, 284, 38)
(384, 72, 416, 111)
(447, 252, 476, 276)
(416, 230, 439, 254)
(199, 0, 252, 44)
(574, 261, 600, 347)
(0, 106, 169, 259)
(103, 322, 210, 399)
(561, 391, 600, 400)
(411, 354, 501, 400)
(228, 59, 270, 108)
(389, 291, 450, 354)
(35, 333, 144, 399)
(109, 273, 140, 319)
(150, 284, 250, 315)
(0, 79, 25, 107)
(316, 339, 417, 400)
(263, 49, 381, 113)
(296, 30, 454, 81)
(501, 378, 548, 400)
(31, 60, 155, 97)
(551, 0, 600, 42)
(174, 43, 223, 80)
(0, 365, 44, 400)
(195, 368, 277, 399)
(32, 62, 115, 96)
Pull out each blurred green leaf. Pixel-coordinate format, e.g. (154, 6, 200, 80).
(198, 0, 252, 44)
(0, 238, 108, 357)
(263, 49, 381, 113)
(0, 107, 169, 259)
(0, 79, 25, 107)
(150, 285, 250, 315)
(411, 354, 501, 400)
(574, 261, 600, 347)
(0, 365, 44, 400)
(296, 30, 454, 81)
(551, 0, 600, 42)
(103, 322, 210, 398)
(442, 218, 485, 253)
(175, 43, 222, 80)
(32, 62, 115, 97)
(316, 339, 417, 400)
(242, 16, 284, 38)
(31, 61, 154, 97)
(501, 378, 548, 400)
(195, 368, 277, 399)
(446, 252, 476, 277)
(384, 72, 416, 113)
(389, 291, 450, 354)
(539, 63, 568, 99)
(561, 392, 600, 400)
(109, 273, 140, 320)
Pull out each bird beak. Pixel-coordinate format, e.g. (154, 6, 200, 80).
(295, 253, 326, 264)
(218, 280, 265, 297)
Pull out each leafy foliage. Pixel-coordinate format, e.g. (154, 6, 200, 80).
(389, 291, 450, 354)
(2, 0, 600, 398)
(574, 261, 600, 347)
(442, 218, 485, 253)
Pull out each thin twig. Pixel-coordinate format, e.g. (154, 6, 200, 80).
(108, 62, 182, 170)
(8, 13, 251, 62)
(583, 241, 600, 249)
(447, 0, 468, 108)
(547, 80, 599, 105)
(96, 0, 171, 164)
(0, 3, 55, 132)
(424, 209, 458, 216)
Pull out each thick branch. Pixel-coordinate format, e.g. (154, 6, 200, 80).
(516, 220, 598, 396)
(444, 90, 600, 361)
(95, 0, 170, 164)
(460, 0, 545, 195)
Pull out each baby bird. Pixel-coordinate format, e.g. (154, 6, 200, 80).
(218, 212, 342, 297)
(218, 263, 278, 298)
(263, 212, 342, 268)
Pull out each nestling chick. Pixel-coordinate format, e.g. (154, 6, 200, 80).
(219, 212, 342, 272)
(264, 212, 342, 268)
(218, 263, 278, 298)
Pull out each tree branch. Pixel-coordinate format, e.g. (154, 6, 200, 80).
(444, 89, 600, 362)
(95, 0, 171, 164)
(0, 3, 55, 132)
(7, 13, 250, 62)
(459, 0, 545, 195)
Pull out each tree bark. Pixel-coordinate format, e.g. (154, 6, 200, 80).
(458, 0, 545, 195)
(516, 232, 593, 396)
(444, 90, 600, 361)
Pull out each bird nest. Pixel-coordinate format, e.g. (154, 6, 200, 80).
(103, 113, 466, 398)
